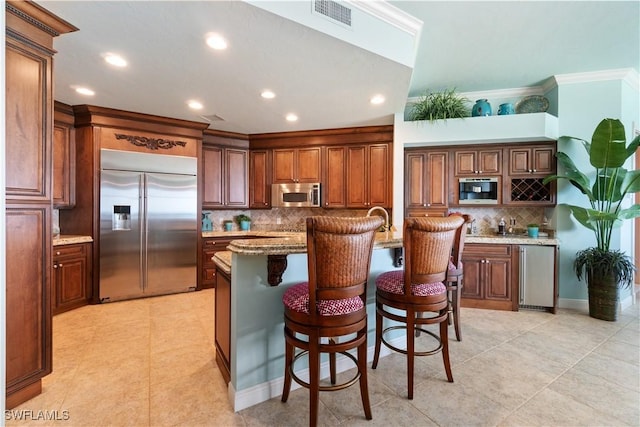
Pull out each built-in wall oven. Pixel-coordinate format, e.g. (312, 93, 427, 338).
(458, 177, 499, 204)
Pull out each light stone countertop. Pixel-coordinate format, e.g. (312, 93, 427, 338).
(53, 235, 94, 246)
(221, 230, 559, 256)
(213, 251, 232, 274)
(226, 231, 404, 255)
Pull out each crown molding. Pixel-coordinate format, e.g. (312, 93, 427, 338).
(553, 68, 639, 91)
(348, 1, 423, 37)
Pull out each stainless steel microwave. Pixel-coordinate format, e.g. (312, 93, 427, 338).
(458, 177, 499, 204)
(272, 183, 321, 208)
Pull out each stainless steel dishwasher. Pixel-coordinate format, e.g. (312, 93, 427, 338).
(519, 245, 556, 310)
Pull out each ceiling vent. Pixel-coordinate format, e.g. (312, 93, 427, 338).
(313, 0, 352, 27)
(199, 114, 225, 122)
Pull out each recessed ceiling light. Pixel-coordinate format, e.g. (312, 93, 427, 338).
(187, 100, 204, 110)
(104, 53, 127, 67)
(261, 90, 276, 99)
(286, 113, 298, 122)
(370, 94, 385, 105)
(206, 33, 228, 50)
(75, 87, 95, 96)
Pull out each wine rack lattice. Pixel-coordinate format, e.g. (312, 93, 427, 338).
(510, 178, 551, 202)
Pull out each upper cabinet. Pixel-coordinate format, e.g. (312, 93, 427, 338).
(454, 148, 502, 176)
(508, 145, 555, 175)
(346, 143, 391, 208)
(251, 125, 393, 209)
(202, 130, 249, 209)
(272, 147, 321, 183)
(249, 150, 271, 209)
(53, 101, 76, 208)
(504, 143, 556, 205)
(405, 149, 448, 213)
(323, 146, 347, 208)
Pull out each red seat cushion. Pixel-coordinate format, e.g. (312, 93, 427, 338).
(375, 270, 446, 296)
(282, 282, 364, 316)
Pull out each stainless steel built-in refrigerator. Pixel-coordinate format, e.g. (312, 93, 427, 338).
(100, 149, 197, 302)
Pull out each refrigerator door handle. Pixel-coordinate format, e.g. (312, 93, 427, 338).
(519, 247, 525, 304)
(140, 174, 146, 291)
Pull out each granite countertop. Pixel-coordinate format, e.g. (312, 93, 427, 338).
(213, 251, 232, 274)
(223, 230, 558, 255)
(466, 234, 560, 246)
(53, 235, 94, 246)
(227, 231, 403, 255)
(202, 230, 300, 239)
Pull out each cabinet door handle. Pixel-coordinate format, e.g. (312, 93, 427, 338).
(58, 263, 63, 267)
(56, 251, 61, 256)
(532, 169, 537, 173)
(53, 264, 58, 269)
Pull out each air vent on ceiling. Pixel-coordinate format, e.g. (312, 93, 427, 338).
(199, 114, 225, 122)
(313, 0, 352, 27)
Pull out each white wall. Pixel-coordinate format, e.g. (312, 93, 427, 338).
(555, 71, 639, 302)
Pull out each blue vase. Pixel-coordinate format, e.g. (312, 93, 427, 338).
(472, 99, 492, 117)
(498, 103, 515, 115)
(240, 220, 250, 231)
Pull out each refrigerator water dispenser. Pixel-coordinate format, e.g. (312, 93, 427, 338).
(112, 205, 131, 230)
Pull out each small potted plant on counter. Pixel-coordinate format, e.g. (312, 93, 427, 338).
(235, 214, 251, 231)
(223, 220, 233, 232)
(543, 118, 640, 321)
(527, 223, 539, 238)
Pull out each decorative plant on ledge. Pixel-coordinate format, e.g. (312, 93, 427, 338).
(409, 88, 470, 121)
(543, 118, 640, 320)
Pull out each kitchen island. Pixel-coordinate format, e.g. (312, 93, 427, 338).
(214, 230, 559, 411)
(216, 231, 402, 411)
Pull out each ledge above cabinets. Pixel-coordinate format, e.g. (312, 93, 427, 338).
(396, 112, 558, 147)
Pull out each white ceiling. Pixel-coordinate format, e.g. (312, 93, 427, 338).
(43, 1, 639, 135)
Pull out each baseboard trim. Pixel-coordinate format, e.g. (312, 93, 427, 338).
(558, 294, 634, 312)
(229, 336, 403, 412)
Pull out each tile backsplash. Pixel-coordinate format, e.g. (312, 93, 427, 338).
(203, 206, 554, 234)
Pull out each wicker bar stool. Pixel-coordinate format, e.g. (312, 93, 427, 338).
(446, 214, 472, 341)
(372, 215, 464, 399)
(281, 216, 383, 427)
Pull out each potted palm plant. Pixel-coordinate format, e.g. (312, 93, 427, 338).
(543, 118, 640, 320)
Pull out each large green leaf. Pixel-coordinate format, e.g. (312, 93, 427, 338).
(590, 119, 630, 168)
(544, 152, 593, 197)
(593, 168, 624, 202)
(619, 204, 640, 220)
(621, 169, 640, 194)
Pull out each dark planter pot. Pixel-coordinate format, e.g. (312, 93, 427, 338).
(587, 271, 620, 321)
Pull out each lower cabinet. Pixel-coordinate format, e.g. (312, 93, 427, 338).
(461, 243, 518, 311)
(201, 238, 235, 289)
(52, 243, 92, 315)
(214, 266, 231, 383)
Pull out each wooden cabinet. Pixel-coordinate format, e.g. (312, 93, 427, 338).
(346, 143, 391, 208)
(52, 243, 92, 315)
(272, 147, 321, 183)
(215, 266, 232, 383)
(201, 237, 235, 289)
(323, 146, 347, 208)
(461, 243, 518, 311)
(202, 144, 248, 209)
(249, 149, 271, 208)
(405, 149, 449, 214)
(508, 145, 555, 175)
(454, 148, 501, 176)
(505, 144, 556, 205)
(53, 102, 76, 209)
(5, 1, 77, 409)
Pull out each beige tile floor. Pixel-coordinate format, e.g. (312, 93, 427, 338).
(6, 289, 639, 427)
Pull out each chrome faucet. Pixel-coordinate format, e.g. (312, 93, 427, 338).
(366, 206, 390, 232)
